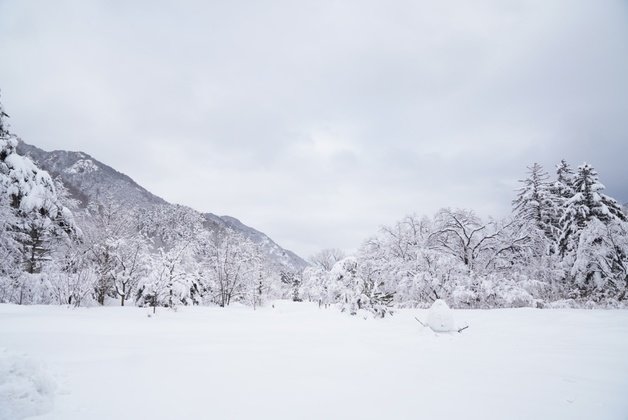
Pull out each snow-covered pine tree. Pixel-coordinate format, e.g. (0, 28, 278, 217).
(0, 101, 79, 297)
(552, 160, 575, 202)
(513, 163, 558, 249)
(559, 163, 627, 301)
(559, 164, 626, 255)
(0, 102, 22, 298)
(548, 160, 575, 242)
(0, 92, 9, 138)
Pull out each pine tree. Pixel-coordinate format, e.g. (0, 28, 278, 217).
(0, 92, 9, 138)
(549, 160, 575, 238)
(560, 164, 626, 254)
(559, 163, 627, 300)
(570, 219, 628, 301)
(553, 160, 575, 200)
(0, 96, 21, 285)
(513, 163, 558, 247)
(0, 108, 78, 277)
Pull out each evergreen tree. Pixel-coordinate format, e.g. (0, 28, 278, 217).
(513, 163, 558, 247)
(558, 163, 627, 300)
(570, 219, 628, 301)
(0, 104, 21, 296)
(553, 160, 575, 201)
(559, 163, 626, 255)
(549, 160, 575, 239)
(0, 105, 78, 278)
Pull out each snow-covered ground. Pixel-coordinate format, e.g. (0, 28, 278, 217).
(1, 302, 627, 420)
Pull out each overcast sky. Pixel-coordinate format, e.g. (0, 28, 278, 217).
(1, 0, 627, 258)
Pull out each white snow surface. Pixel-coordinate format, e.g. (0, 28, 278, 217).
(426, 299, 456, 332)
(1, 302, 627, 419)
(0, 348, 56, 420)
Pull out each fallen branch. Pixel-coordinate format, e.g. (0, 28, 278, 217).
(457, 325, 469, 333)
(414, 317, 426, 327)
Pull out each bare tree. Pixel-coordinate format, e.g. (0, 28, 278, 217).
(309, 248, 346, 271)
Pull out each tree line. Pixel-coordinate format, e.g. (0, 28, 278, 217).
(299, 161, 628, 313)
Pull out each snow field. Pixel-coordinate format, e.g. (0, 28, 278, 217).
(0, 302, 627, 419)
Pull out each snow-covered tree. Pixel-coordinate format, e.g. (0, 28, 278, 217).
(570, 219, 628, 301)
(0, 102, 79, 303)
(549, 160, 575, 232)
(327, 257, 394, 317)
(280, 270, 302, 302)
(309, 248, 346, 271)
(47, 241, 97, 307)
(513, 163, 558, 248)
(83, 197, 150, 305)
(0, 138, 79, 276)
(300, 265, 329, 306)
(551, 163, 627, 301)
(428, 208, 509, 274)
(196, 228, 261, 307)
(137, 204, 204, 252)
(559, 163, 626, 256)
(329, 257, 363, 315)
(0, 176, 20, 293)
(137, 238, 204, 310)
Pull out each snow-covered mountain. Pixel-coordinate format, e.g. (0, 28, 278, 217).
(17, 141, 308, 272)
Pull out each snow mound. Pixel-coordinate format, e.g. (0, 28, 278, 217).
(0, 349, 56, 420)
(426, 299, 455, 332)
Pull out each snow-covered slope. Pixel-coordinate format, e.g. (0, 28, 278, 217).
(16, 141, 307, 272)
(16, 141, 166, 209)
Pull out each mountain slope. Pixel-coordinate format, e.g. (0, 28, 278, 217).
(17, 141, 308, 271)
(17, 141, 166, 209)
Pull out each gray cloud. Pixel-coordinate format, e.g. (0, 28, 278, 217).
(1, 0, 627, 257)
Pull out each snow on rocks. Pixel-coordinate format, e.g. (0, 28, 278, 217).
(64, 158, 99, 174)
(426, 299, 455, 332)
(0, 348, 56, 420)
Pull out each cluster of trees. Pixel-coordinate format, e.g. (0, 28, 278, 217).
(300, 162, 627, 311)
